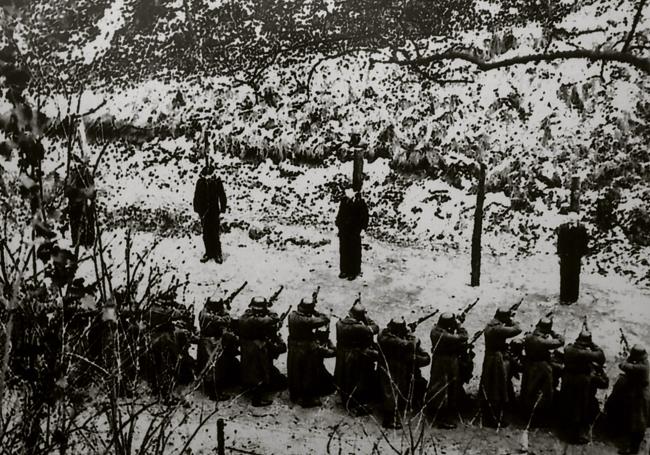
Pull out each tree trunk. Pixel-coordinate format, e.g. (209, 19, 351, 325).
(352, 149, 364, 191)
(570, 176, 580, 212)
(471, 163, 486, 287)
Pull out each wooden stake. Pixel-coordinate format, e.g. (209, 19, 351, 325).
(570, 176, 581, 212)
(471, 163, 487, 287)
(353, 148, 364, 191)
(217, 418, 225, 455)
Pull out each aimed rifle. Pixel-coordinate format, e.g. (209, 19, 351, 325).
(619, 328, 630, 356)
(312, 286, 321, 303)
(582, 315, 589, 331)
(268, 285, 284, 306)
(458, 298, 480, 322)
(223, 281, 248, 309)
(278, 305, 292, 327)
(468, 329, 484, 347)
(509, 298, 525, 314)
(408, 309, 440, 332)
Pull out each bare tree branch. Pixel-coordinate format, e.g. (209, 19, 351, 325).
(371, 49, 650, 74)
(623, 0, 648, 52)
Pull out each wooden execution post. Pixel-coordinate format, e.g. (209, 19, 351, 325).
(471, 162, 487, 287)
(350, 133, 364, 191)
(217, 418, 225, 455)
(569, 175, 581, 212)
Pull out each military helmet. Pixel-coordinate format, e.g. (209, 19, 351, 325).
(205, 297, 225, 313)
(249, 297, 268, 311)
(349, 301, 366, 319)
(576, 329, 592, 344)
(630, 344, 647, 362)
(387, 318, 407, 334)
(495, 305, 512, 321)
(438, 312, 456, 329)
(537, 317, 553, 334)
(298, 297, 316, 311)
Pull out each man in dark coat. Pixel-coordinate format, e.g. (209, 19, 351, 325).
(427, 313, 469, 429)
(238, 297, 286, 406)
(335, 187, 369, 280)
(334, 300, 379, 415)
(560, 329, 608, 444)
(65, 154, 96, 248)
(197, 297, 240, 400)
(479, 305, 522, 428)
(605, 345, 650, 454)
(193, 163, 227, 263)
(521, 317, 565, 427)
(287, 297, 334, 407)
(378, 319, 430, 429)
(557, 212, 589, 304)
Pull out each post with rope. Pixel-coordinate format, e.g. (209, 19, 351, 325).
(351, 133, 363, 191)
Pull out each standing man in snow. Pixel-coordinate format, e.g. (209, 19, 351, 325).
(66, 154, 96, 248)
(193, 162, 227, 263)
(557, 211, 589, 304)
(335, 186, 369, 280)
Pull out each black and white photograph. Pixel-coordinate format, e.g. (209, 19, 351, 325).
(0, 0, 649, 453)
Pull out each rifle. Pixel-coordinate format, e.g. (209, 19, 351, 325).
(312, 286, 321, 304)
(268, 285, 284, 306)
(509, 298, 525, 314)
(468, 329, 484, 347)
(408, 309, 440, 332)
(278, 305, 292, 327)
(582, 315, 589, 332)
(223, 281, 248, 309)
(619, 328, 630, 356)
(458, 298, 480, 322)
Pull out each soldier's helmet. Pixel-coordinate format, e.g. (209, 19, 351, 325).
(249, 297, 268, 312)
(536, 317, 553, 334)
(298, 297, 316, 313)
(349, 301, 366, 319)
(387, 318, 407, 335)
(438, 312, 456, 330)
(630, 344, 647, 361)
(576, 329, 592, 344)
(205, 297, 225, 313)
(495, 305, 512, 321)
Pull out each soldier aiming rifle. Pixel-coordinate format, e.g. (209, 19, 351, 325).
(458, 298, 480, 323)
(407, 308, 440, 332)
(223, 281, 248, 310)
(619, 328, 630, 356)
(268, 285, 284, 307)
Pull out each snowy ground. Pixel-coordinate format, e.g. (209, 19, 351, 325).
(76, 224, 650, 454)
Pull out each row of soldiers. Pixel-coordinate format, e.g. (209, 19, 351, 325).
(193, 288, 649, 454)
(8, 283, 647, 454)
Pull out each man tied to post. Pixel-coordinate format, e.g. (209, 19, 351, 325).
(65, 154, 96, 248)
(557, 211, 589, 304)
(335, 185, 369, 280)
(193, 161, 227, 263)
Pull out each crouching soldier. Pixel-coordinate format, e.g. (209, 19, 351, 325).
(521, 317, 565, 427)
(427, 313, 469, 429)
(238, 297, 286, 407)
(198, 297, 240, 400)
(479, 306, 522, 428)
(605, 345, 650, 455)
(288, 297, 335, 407)
(560, 329, 608, 444)
(334, 300, 379, 416)
(378, 319, 430, 429)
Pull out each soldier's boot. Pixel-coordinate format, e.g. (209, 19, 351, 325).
(299, 396, 322, 408)
(215, 253, 223, 264)
(251, 390, 272, 407)
(200, 254, 211, 263)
